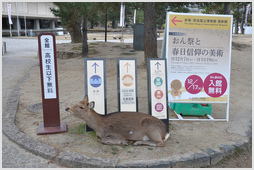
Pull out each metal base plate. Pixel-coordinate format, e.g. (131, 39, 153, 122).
(37, 122, 67, 135)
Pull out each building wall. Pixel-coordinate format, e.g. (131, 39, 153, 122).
(2, 2, 67, 36)
(2, 2, 57, 19)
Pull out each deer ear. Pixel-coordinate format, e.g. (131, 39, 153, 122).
(83, 95, 89, 102)
(88, 101, 95, 109)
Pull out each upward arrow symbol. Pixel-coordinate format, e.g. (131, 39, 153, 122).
(124, 62, 131, 73)
(155, 62, 161, 69)
(92, 62, 99, 73)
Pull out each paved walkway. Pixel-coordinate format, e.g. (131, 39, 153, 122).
(2, 38, 60, 168)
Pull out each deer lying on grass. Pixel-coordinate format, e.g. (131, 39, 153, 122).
(65, 96, 170, 147)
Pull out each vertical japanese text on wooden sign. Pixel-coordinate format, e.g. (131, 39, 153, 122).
(38, 33, 67, 135)
(40, 35, 57, 99)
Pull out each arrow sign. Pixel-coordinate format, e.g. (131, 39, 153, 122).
(171, 16, 182, 26)
(92, 62, 99, 73)
(124, 62, 131, 73)
(155, 62, 161, 69)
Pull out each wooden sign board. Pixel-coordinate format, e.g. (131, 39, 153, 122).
(37, 33, 67, 135)
(85, 58, 107, 131)
(117, 58, 138, 112)
(147, 58, 169, 128)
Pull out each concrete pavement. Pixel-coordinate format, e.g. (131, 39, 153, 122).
(2, 37, 59, 168)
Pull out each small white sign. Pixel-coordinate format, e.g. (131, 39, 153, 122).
(85, 59, 106, 115)
(118, 59, 137, 112)
(149, 59, 167, 119)
(40, 35, 57, 99)
(7, 4, 13, 25)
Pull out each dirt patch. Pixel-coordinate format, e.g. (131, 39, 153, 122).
(15, 34, 252, 167)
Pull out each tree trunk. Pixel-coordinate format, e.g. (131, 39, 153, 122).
(105, 7, 108, 42)
(241, 3, 246, 34)
(235, 3, 239, 34)
(82, 16, 88, 58)
(144, 2, 158, 60)
(67, 21, 82, 43)
(224, 2, 231, 14)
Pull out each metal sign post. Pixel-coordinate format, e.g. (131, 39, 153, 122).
(163, 12, 233, 121)
(85, 58, 107, 132)
(117, 58, 138, 112)
(147, 58, 169, 128)
(37, 33, 67, 135)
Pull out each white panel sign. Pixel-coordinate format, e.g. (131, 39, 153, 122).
(148, 59, 168, 119)
(118, 59, 137, 112)
(40, 35, 57, 99)
(166, 12, 232, 103)
(85, 59, 106, 115)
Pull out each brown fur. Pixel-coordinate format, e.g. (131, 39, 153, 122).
(66, 95, 170, 147)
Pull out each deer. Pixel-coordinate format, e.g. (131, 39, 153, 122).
(65, 95, 170, 147)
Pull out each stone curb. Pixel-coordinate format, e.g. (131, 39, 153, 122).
(2, 70, 252, 168)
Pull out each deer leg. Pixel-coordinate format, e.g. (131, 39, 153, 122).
(132, 140, 158, 146)
(101, 134, 128, 146)
(145, 130, 165, 147)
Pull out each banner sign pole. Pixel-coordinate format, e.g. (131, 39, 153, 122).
(147, 58, 169, 128)
(37, 33, 67, 135)
(117, 58, 138, 112)
(85, 58, 107, 132)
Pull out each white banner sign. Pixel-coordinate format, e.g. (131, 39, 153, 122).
(40, 35, 57, 99)
(120, 2, 125, 27)
(7, 3, 13, 24)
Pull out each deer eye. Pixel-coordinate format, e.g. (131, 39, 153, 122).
(80, 106, 84, 109)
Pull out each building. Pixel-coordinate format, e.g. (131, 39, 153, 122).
(2, 2, 66, 37)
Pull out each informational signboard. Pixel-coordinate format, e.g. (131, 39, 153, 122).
(85, 58, 107, 132)
(85, 58, 107, 115)
(38, 33, 67, 135)
(117, 58, 138, 112)
(165, 12, 232, 104)
(148, 58, 169, 128)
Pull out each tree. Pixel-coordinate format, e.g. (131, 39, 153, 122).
(240, 3, 247, 34)
(51, 2, 89, 57)
(233, 2, 241, 34)
(93, 3, 120, 42)
(144, 2, 157, 59)
(224, 2, 231, 14)
(51, 3, 82, 43)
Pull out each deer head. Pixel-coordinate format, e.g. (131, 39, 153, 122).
(65, 95, 95, 120)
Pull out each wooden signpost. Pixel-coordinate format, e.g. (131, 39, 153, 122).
(85, 58, 107, 132)
(117, 58, 138, 112)
(37, 33, 67, 135)
(147, 58, 169, 128)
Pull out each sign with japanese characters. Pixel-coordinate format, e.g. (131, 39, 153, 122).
(166, 12, 232, 103)
(117, 58, 138, 112)
(38, 33, 67, 135)
(40, 35, 57, 99)
(148, 59, 168, 123)
(85, 58, 107, 115)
